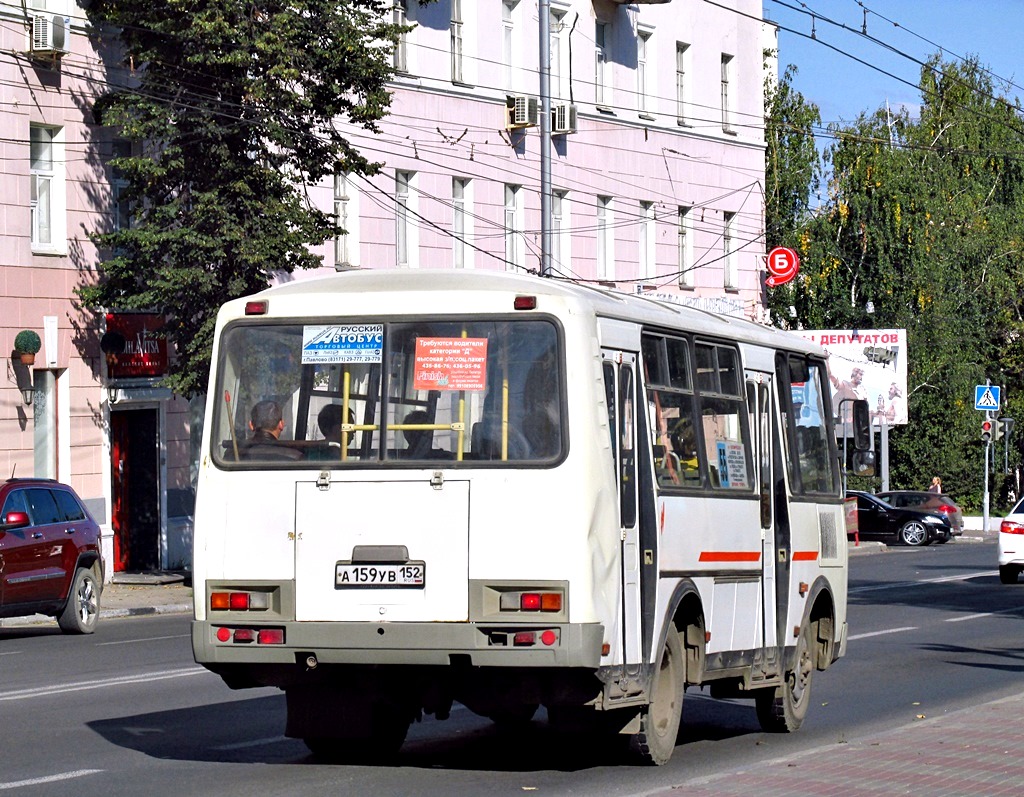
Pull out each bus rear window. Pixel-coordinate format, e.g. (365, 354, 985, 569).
(211, 319, 563, 467)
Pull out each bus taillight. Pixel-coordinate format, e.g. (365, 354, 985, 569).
(210, 591, 270, 611)
(214, 626, 285, 644)
(500, 591, 563, 612)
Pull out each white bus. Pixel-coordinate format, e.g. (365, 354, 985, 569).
(192, 269, 860, 765)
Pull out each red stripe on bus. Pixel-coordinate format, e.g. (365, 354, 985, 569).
(699, 551, 761, 562)
(792, 551, 819, 561)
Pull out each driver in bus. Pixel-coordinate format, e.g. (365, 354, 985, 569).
(244, 399, 303, 461)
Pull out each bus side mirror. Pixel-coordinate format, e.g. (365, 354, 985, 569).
(852, 399, 871, 451)
(852, 450, 875, 477)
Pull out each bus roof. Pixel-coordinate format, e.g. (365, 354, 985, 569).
(224, 269, 825, 358)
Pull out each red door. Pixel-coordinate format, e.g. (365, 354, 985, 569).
(110, 408, 160, 571)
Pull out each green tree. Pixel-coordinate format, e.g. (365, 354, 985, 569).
(79, 0, 411, 396)
(770, 54, 1024, 509)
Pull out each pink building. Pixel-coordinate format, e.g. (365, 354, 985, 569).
(0, 0, 773, 576)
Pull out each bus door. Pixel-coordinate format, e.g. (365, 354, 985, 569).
(748, 374, 780, 673)
(602, 351, 642, 676)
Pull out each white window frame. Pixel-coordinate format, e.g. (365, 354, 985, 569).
(639, 201, 655, 280)
(393, 1, 408, 73)
(637, 30, 651, 115)
(597, 195, 613, 280)
(595, 22, 609, 108)
(396, 170, 418, 268)
(30, 124, 65, 253)
(552, 189, 569, 272)
(723, 211, 737, 289)
(504, 183, 522, 271)
(503, 1, 516, 91)
(450, 0, 463, 83)
(677, 206, 693, 288)
(334, 172, 359, 269)
(721, 54, 735, 133)
(452, 176, 472, 269)
(676, 42, 689, 125)
(550, 7, 567, 101)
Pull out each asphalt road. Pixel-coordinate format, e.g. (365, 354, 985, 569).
(1, 539, 1020, 797)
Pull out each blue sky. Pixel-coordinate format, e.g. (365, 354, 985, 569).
(767, 0, 1024, 126)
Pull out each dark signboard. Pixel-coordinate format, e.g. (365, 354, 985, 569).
(103, 313, 168, 378)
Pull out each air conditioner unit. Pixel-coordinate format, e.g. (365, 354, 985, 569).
(30, 13, 69, 56)
(552, 103, 578, 135)
(507, 94, 539, 129)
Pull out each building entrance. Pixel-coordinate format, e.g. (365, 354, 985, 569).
(110, 407, 160, 571)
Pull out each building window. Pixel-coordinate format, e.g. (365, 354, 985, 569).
(452, 177, 468, 268)
(637, 31, 651, 114)
(639, 201, 655, 280)
(551, 9, 566, 100)
(393, 1, 408, 73)
(31, 125, 61, 248)
(721, 54, 734, 133)
(503, 1, 516, 91)
(450, 0, 463, 83)
(552, 189, 568, 270)
(396, 170, 414, 267)
(595, 22, 608, 107)
(676, 43, 689, 125)
(334, 172, 352, 269)
(504, 183, 521, 271)
(597, 195, 613, 280)
(677, 206, 693, 288)
(111, 139, 133, 232)
(723, 211, 737, 289)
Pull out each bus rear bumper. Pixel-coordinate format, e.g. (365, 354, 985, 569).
(192, 620, 605, 672)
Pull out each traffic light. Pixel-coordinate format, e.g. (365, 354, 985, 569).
(981, 419, 993, 443)
(993, 418, 1005, 442)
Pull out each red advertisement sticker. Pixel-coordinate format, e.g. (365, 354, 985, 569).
(413, 337, 488, 391)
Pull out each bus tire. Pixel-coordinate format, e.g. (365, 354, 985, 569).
(755, 622, 813, 732)
(629, 626, 684, 766)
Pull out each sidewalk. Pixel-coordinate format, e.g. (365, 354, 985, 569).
(651, 691, 1024, 796)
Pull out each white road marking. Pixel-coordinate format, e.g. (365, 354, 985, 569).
(0, 769, 103, 790)
(945, 604, 1024, 623)
(849, 626, 918, 640)
(97, 634, 190, 646)
(849, 571, 991, 594)
(214, 735, 290, 751)
(0, 667, 208, 702)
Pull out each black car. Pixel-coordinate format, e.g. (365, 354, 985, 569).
(847, 490, 953, 546)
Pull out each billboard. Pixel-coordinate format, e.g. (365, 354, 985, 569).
(792, 329, 908, 427)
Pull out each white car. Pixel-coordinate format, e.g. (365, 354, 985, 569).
(998, 497, 1024, 583)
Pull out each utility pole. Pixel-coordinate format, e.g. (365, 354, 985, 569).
(538, 0, 552, 277)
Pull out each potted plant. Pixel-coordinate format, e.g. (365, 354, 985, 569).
(14, 329, 41, 365)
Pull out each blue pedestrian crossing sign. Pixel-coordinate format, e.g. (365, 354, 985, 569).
(975, 385, 1001, 411)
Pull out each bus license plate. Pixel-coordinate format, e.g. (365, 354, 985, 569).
(335, 562, 425, 588)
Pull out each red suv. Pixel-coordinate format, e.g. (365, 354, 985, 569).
(0, 478, 104, 633)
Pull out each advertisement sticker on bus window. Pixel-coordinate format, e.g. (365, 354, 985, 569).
(301, 324, 384, 364)
(413, 337, 488, 391)
(716, 440, 749, 490)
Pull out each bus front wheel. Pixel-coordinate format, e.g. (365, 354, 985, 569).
(628, 626, 685, 766)
(755, 622, 813, 733)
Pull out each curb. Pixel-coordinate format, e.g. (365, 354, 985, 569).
(100, 603, 193, 619)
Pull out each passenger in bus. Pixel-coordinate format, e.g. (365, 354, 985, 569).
(308, 404, 354, 461)
(400, 410, 453, 459)
(243, 400, 303, 461)
(670, 420, 700, 482)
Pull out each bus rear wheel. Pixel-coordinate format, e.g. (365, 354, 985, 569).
(628, 626, 685, 766)
(755, 622, 813, 733)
